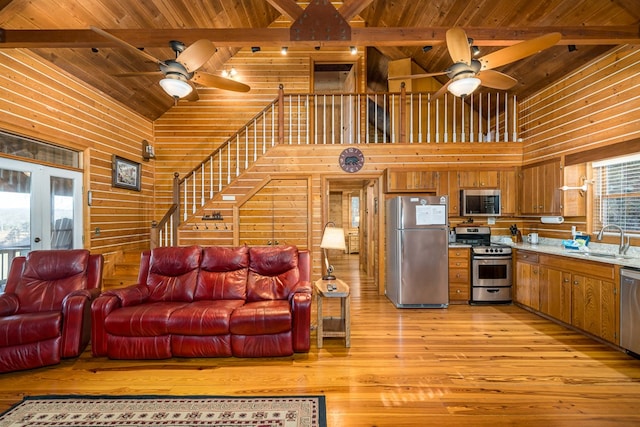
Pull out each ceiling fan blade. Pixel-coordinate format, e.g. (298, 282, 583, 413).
(184, 86, 200, 102)
(90, 26, 166, 66)
(191, 71, 250, 93)
(177, 39, 216, 73)
(477, 70, 517, 90)
(389, 71, 447, 80)
(113, 71, 163, 77)
(446, 27, 471, 66)
(478, 32, 562, 71)
(431, 80, 452, 100)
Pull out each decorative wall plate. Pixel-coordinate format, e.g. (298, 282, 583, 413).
(339, 147, 365, 173)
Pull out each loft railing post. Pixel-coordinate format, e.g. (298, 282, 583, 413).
(399, 82, 407, 143)
(278, 84, 285, 145)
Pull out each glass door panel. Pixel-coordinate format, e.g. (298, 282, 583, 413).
(0, 158, 83, 290)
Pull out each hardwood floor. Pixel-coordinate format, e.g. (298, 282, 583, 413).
(2, 253, 640, 426)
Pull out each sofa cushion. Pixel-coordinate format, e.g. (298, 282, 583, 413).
(167, 300, 245, 335)
(147, 246, 201, 302)
(246, 246, 300, 302)
(15, 250, 89, 313)
(195, 246, 248, 301)
(104, 302, 187, 336)
(229, 300, 292, 335)
(0, 312, 61, 346)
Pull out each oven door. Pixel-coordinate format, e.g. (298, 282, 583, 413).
(472, 256, 512, 287)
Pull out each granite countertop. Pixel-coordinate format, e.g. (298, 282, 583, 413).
(500, 237, 640, 269)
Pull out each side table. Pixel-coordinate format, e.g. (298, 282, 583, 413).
(314, 278, 350, 348)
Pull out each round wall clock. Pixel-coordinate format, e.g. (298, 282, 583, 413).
(339, 147, 365, 173)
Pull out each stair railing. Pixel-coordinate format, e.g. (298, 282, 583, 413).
(151, 86, 520, 247)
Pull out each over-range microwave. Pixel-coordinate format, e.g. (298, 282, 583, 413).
(460, 189, 501, 216)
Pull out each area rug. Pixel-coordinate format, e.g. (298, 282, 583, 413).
(0, 395, 326, 427)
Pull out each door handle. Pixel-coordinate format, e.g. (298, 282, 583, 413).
(34, 237, 41, 243)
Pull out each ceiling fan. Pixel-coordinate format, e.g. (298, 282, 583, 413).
(90, 26, 250, 102)
(390, 27, 561, 99)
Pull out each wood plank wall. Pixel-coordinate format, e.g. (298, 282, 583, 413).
(0, 49, 154, 275)
(175, 143, 522, 283)
(518, 44, 640, 239)
(153, 47, 366, 222)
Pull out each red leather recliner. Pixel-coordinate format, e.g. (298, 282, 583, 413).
(0, 250, 103, 373)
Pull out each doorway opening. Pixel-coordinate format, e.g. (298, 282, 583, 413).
(324, 176, 381, 292)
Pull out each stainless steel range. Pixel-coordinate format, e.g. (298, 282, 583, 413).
(455, 226, 513, 304)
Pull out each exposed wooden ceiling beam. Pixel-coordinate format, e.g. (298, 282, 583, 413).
(264, 0, 304, 21)
(338, 0, 375, 21)
(0, 26, 638, 49)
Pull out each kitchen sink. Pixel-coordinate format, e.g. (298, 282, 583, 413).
(582, 252, 635, 260)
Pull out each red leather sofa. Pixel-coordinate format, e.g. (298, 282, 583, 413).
(91, 245, 312, 359)
(0, 250, 103, 372)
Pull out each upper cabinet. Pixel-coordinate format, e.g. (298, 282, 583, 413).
(384, 169, 439, 193)
(458, 170, 499, 188)
(499, 169, 518, 216)
(519, 159, 562, 215)
(561, 163, 587, 217)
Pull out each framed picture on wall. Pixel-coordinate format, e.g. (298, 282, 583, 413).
(112, 155, 141, 191)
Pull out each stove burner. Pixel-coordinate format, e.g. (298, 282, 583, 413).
(472, 243, 512, 255)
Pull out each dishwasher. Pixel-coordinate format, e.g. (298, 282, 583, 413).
(620, 268, 640, 358)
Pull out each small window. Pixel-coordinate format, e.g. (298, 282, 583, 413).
(592, 153, 640, 234)
(351, 196, 360, 228)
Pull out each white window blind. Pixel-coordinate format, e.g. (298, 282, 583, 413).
(592, 154, 640, 234)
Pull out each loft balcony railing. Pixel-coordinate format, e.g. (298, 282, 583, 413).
(151, 85, 520, 247)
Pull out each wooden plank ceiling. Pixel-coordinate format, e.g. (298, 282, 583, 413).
(1, 0, 638, 120)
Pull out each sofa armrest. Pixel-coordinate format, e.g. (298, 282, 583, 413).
(0, 293, 19, 316)
(90, 284, 148, 357)
(102, 284, 150, 306)
(60, 292, 92, 358)
(290, 281, 312, 352)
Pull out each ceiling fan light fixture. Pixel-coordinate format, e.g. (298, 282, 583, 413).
(448, 77, 481, 98)
(159, 75, 193, 99)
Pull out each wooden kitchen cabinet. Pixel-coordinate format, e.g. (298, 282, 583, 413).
(384, 169, 438, 193)
(516, 250, 619, 345)
(514, 250, 540, 310)
(448, 247, 470, 303)
(499, 169, 518, 216)
(519, 159, 561, 215)
(458, 170, 499, 188)
(447, 171, 460, 216)
(571, 273, 617, 343)
(539, 266, 572, 324)
(561, 163, 587, 216)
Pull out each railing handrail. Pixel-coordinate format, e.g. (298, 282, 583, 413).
(177, 93, 282, 186)
(151, 86, 520, 248)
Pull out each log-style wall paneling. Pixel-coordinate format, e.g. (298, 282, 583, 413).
(174, 144, 522, 284)
(0, 49, 154, 269)
(518, 45, 640, 242)
(520, 45, 640, 162)
(153, 48, 366, 224)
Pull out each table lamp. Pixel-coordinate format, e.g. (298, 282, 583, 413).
(320, 222, 346, 280)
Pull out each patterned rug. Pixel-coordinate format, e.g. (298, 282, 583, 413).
(0, 395, 326, 427)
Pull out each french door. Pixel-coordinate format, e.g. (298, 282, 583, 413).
(0, 157, 83, 254)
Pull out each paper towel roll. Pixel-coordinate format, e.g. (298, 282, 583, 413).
(540, 216, 565, 224)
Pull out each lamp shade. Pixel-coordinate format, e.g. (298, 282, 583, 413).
(320, 226, 346, 251)
(448, 77, 481, 98)
(159, 76, 193, 98)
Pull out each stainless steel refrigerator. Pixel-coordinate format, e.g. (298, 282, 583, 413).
(385, 196, 449, 308)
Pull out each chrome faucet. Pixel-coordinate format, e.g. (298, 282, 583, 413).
(597, 224, 630, 255)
